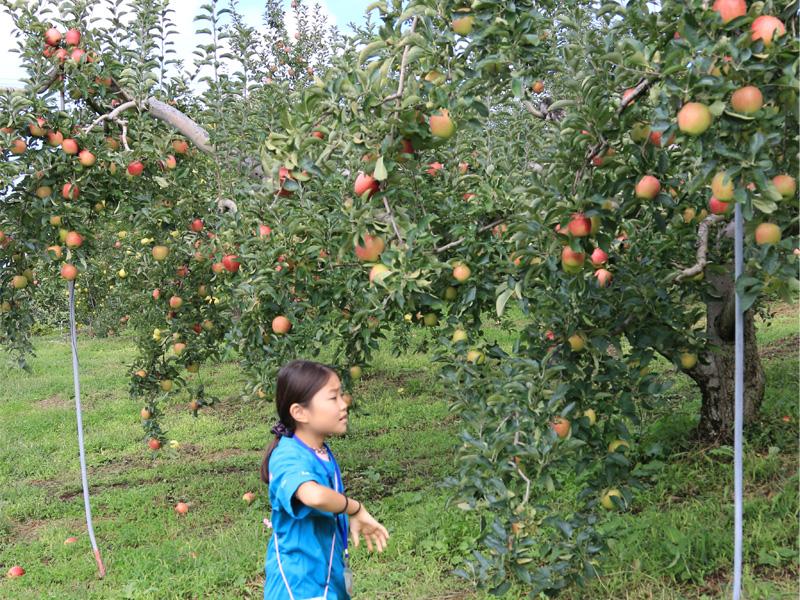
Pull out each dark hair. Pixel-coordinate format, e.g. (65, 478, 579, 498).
(260, 360, 336, 485)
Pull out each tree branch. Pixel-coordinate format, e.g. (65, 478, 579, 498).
(434, 218, 505, 253)
(145, 98, 213, 153)
(382, 196, 405, 246)
(675, 214, 727, 281)
(83, 100, 137, 135)
(383, 16, 419, 104)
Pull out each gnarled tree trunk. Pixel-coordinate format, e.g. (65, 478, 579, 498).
(686, 267, 765, 443)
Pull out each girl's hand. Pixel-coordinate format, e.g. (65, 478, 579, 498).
(349, 506, 389, 553)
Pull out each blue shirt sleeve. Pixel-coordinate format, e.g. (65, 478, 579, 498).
(270, 453, 334, 519)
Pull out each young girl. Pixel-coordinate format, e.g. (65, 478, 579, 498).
(261, 360, 389, 600)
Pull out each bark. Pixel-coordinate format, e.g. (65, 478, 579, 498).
(685, 266, 765, 442)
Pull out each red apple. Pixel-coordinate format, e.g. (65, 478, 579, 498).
(594, 268, 613, 287)
(730, 86, 763, 114)
(772, 174, 796, 198)
(243, 492, 256, 504)
(635, 175, 661, 200)
(6, 565, 24, 578)
(10, 139, 26, 154)
(751, 15, 786, 46)
(65, 231, 83, 248)
(355, 234, 385, 261)
(354, 172, 379, 198)
(28, 117, 46, 137)
(754, 223, 781, 245)
(127, 160, 144, 176)
(369, 263, 389, 284)
(426, 161, 444, 176)
(677, 102, 712, 136)
(211, 262, 225, 274)
(561, 246, 585, 271)
(452, 263, 471, 282)
(55, 48, 68, 62)
(590, 247, 608, 266)
(175, 502, 189, 515)
(550, 417, 570, 439)
(711, 171, 735, 201)
(712, 0, 747, 23)
(47, 130, 64, 146)
(169, 295, 183, 309)
(709, 196, 731, 215)
(311, 130, 324, 139)
(164, 155, 177, 169)
(429, 109, 455, 139)
(61, 138, 79, 154)
(532, 80, 544, 94)
(69, 48, 85, 63)
(45, 27, 62, 46)
(222, 254, 240, 272)
(172, 139, 189, 154)
(190, 218, 204, 233)
(60, 263, 78, 280)
(258, 224, 272, 238)
(152, 289, 160, 300)
(78, 149, 95, 166)
(272, 315, 292, 335)
(64, 536, 78, 545)
(65, 28, 81, 46)
(62, 182, 79, 200)
(567, 213, 592, 237)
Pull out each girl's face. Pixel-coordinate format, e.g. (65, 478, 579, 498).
(293, 373, 349, 436)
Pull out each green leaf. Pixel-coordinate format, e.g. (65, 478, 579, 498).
(708, 100, 726, 117)
(373, 156, 388, 181)
(496, 287, 514, 317)
(752, 196, 777, 214)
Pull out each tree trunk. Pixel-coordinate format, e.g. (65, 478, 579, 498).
(686, 267, 765, 443)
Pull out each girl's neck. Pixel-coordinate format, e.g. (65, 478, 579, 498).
(294, 427, 326, 452)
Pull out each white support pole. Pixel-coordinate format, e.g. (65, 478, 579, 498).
(68, 281, 106, 578)
(732, 202, 744, 599)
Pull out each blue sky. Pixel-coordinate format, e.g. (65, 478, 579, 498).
(0, 1, 374, 88)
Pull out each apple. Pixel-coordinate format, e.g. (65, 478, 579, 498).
(169, 295, 183, 309)
(65, 231, 83, 248)
(243, 492, 256, 504)
(9, 138, 26, 154)
(148, 438, 162, 450)
(601, 488, 623, 510)
(45, 27, 62, 46)
(152, 245, 169, 261)
(451, 15, 475, 35)
(47, 130, 64, 146)
(60, 263, 78, 280)
(173, 342, 186, 355)
(47, 245, 63, 259)
(730, 85, 763, 114)
(141, 407, 152, 420)
(426, 161, 444, 176)
(355, 234, 385, 262)
(55, 48, 68, 62)
(444, 286, 458, 301)
(354, 172, 379, 198)
(630, 122, 650, 143)
(175, 502, 189, 515)
(608, 439, 629, 453)
(186, 363, 200, 373)
(211, 262, 225, 274)
(452, 262, 471, 282)
(65, 28, 81, 46)
(568, 333, 586, 352)
(368, 263, 389, 284)
(197, 285, 207, 297)
(711, 171, 735, 201)
(127, 160, 144, 176)
(679, 352, 698, 369)
(202, 319, 214, 331)
(429, 109, 455, 139)
(106, 137, 119, 150)
(258, 224, 272, 238)
(36, 185, 52, 199)
(452, 328, 468, 343)
(69, 48, 85, 63)
(6, 565, 24, 578)
(272, 315, 292, 335)
(78, 149, 95, 166)
(422, 312, 438, 327)
(61, 138, 79, 154)
(64, 536, 78, 545)
(349, 365, 362, 380)
(561, 246, 585, 271)
(176, 265, 189, 278)
(751, 15, 786, 46)
(566, 213, 591, 237)
(160, 379, 173, 392)
(591, 147, 615, 167)
(532, 80, 544, 94)
(11, 275, 28, 289)
(590, 247, 608, 266)
(677, 102, 712, 136)
(755, 223, 781, 245)
(172, 139, 189, 154)
(28, 117, 46, 137)
(712, 0, 746, 23)
(222, 254, 240, 272)
(635, 175, 661, 200)
(594, 268, 613, 287)
(164, 155, 177, 169)
(709, 196, 731, 215)
(550, 417, 570, 439)
(583, 408, 597, 426)
(683, 207, 697, 224)
(772, 174, 796, 198)
(466, 349, 485, 364)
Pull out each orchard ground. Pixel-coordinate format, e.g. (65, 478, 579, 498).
(0, 302, 797, 600)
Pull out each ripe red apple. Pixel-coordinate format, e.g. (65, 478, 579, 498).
(772, 174, 796, 198)
(6, 565, 24, 578)
(369, 263, 389, 284)
(550, 417, 570, 439)
(127, 160, 144, 176)
(311, 130, 324, 139)
(64, 536, 78, 545)
(152, 245, 169, 261)
(635, 175, 661, 200)
(69, 48, 85, 63)
(258, 224, 272, 238)
(55, 47, 68, 62)
(355, 234, 385, 262)
(175, 502, 189, 515)
(28, 117, 46, 137)
(426, 161, 444, 176)
(148, 438, 161, 450)
(567, 213, 592, 237)
(190, 218, 203, 233)
(211, 262, 225, 274)
(222, 254, 240, 272)
(452, 263, 471, 282)
(712, 0, 747, 23)
(709, 196, 731, 215)
(594, 268, 613, 287)
(532, 80, 544, 94)
(61, 138, 79, 154)
(730, 86, 763, 114)
(755, 223, 781, 245)
(590, 247, 608, 266)
(243, 492, 256, 504)
(60, 263, 78, 280)
(78, 149, 95, 166)
(354, 172, 379, 198)
(62, 182, 79, 200)
(47, 130, 64, 146)
(677, 102, 712, 136)
(172, 139, 189, 154)
(561, 246, 585, 271)
(272, 315, 291, 335)
(751, 15, 786, 46)
(176, 265, 189, 278)
(9, 138, 26, 154)
(65, 28, 81, 46)
(173, 342, 186, 355)
(429, 109, 455, 139)
(169, 295, 183, 309)
(45, 27, 62, 46)
(164, 155, 177, 169)
(65, 231, 83, 248)
(152, 289, 161, 300)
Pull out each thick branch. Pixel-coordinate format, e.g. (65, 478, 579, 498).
(83, 100, 137, 135)
(145, 98, 213, 153)
(675, 214, 727, 281)
(617, 77, 653, 116)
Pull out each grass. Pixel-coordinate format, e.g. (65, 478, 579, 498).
(0, 302, 797, 599)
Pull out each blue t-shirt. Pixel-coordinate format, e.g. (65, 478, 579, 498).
(264, 436, 350, 600)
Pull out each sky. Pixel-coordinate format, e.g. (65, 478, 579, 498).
(0, 0, 373, 89)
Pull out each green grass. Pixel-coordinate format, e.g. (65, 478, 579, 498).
(0, 304, 797, 599)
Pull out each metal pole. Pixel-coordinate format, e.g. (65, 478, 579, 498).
(732, 202, 744, 599)
(68, 281, 106, 578)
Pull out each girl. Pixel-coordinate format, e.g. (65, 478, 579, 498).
(261, 360, 390, 600)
